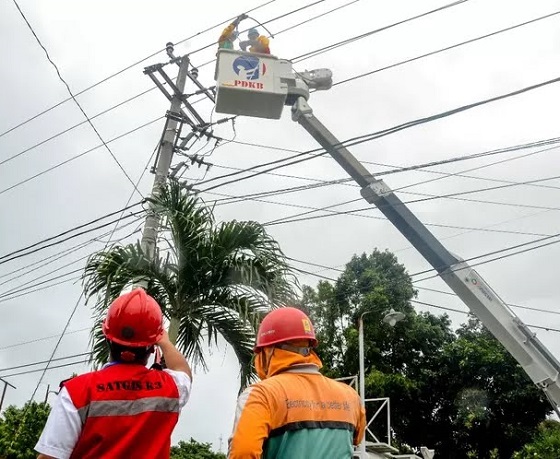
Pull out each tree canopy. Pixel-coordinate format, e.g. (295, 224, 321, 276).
(301, 249, 551, 458)
(170, 438, 226, 459)
(0, 401, 50, 459)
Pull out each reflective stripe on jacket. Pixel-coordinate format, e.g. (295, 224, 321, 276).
(65, 363, 180, 459)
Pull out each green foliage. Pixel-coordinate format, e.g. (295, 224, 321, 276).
(170, 438, 226, 459)
(83, 181, 296, 389)
(0, 401, 50, 459)
(512, 420, 560, 459)
(302, 249, 551, 458)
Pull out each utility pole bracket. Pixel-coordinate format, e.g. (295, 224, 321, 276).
(360, 180, 393, 203)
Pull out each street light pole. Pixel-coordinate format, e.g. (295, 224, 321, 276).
(358, 312, 369, 457)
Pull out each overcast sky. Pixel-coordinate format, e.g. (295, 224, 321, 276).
(1, 0, 560, 452)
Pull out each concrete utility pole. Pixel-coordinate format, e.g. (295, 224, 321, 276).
(0, 377, 16, 412)
(138, 55, 191, 262)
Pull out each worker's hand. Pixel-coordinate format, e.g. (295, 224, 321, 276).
(234, 14, 248, 26)
(240, 41, 248, 51)
(157, 329, 171, 345)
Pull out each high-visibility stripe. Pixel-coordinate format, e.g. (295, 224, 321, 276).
(269, 420, 355, 438)
(283, 364, 321, 375)
(80, 397, 180, 419)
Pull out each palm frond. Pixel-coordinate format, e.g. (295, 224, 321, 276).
(83, 180, 298, 390)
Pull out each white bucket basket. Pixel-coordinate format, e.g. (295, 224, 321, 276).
(214, 49, 296, 120)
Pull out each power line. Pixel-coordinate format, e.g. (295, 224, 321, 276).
(1, 358, 90, 380)
(0, 327, 90, 352)
(413, 235, 560, 283)
(196, 75, 560, 194)
(0, 116, 164, 198)
(0, 202, 143, 265)
(0, 87, 156, 168)
(0, 0, 350, 175)
(0, 277, 80, 305)
(0, 268, 82, 301)
(332, 9, 560, 88)
(409, 300, 560, 333)
(0, 352, 91, 374)
(0, 0, 278, 140)
(10, 0, 142, 197)
(288, 257, 560, 318)
(5, 2, 560, 194)
(207, 134, 560, 200)
(292, 0, 470, 62)
(273, 0, 362, 36)
(414, 286, 560, 317)
(0, 221, 143, 302)
(0, 216, 143, 289)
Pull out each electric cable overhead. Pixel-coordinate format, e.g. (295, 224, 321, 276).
(0, 87, 156, 168)
(414, 285, 560, 317)
(0, 352, 91, 375)
(287, 257, 560, 317)
(0, 327, 90, 352)
(409, 231, 560, 280)
(0, 203, 144, 266)
(331, 9, 560, 88)
(5, 1, 551, 185)
(291, 0, 470, 62)
(0, 220, 143, 303)
(0, 0, 471, 166)
(1, 358, 90, 380)
(0, 116, 164, 198)
(195, 75, 560, 194)
(10, 0, 143, 197)
(0, 0, 279, 140)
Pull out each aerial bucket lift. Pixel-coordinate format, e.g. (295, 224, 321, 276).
(215, 49, 296, 119)
(215, 49, 333, 119)
(214, 50, 560, 457)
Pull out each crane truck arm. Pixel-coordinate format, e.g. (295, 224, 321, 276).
(211, 49, 560, 415)
(288, 75, 560, 415)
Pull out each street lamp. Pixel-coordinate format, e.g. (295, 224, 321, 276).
(383, 309, 405, 327)
(358, 309, 405, 457)
(358, 312, 370, 457)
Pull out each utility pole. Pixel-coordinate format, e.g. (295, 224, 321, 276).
(138, 54, 190, 262)
(0, 378, 16, 412)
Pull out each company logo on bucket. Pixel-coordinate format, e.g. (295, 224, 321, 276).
(232, 55, 267, 80)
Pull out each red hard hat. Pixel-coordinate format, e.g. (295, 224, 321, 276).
(255, 307, 318, 351)
(102, 288, 164, 347)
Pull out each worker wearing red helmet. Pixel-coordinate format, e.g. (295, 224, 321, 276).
(228, 307, 366, 459)
(35, 288, 192, 459)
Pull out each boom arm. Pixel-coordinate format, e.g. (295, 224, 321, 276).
(290, 94, 560, 413)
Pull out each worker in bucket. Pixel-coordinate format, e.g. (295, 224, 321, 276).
(35, 288, 192, 459)
(218, 14, 249, 50)
(228, 307, 366, 459)
(239, 28, 271, 54)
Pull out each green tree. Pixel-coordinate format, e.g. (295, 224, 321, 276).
(513, 420, 560, 459)
(0, 401, 50, 459)
(170, 438, 226, 459)
(302, 250, 550, 458)
(84, 181, 296, 389)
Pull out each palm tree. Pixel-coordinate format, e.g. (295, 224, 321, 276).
(83, 181, 296, 388)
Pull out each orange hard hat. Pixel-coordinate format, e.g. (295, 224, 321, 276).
(255, 307, 318, 351)
(102, 288, 164, 347)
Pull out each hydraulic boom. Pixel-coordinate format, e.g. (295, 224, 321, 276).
(289, 84, 560, 415)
